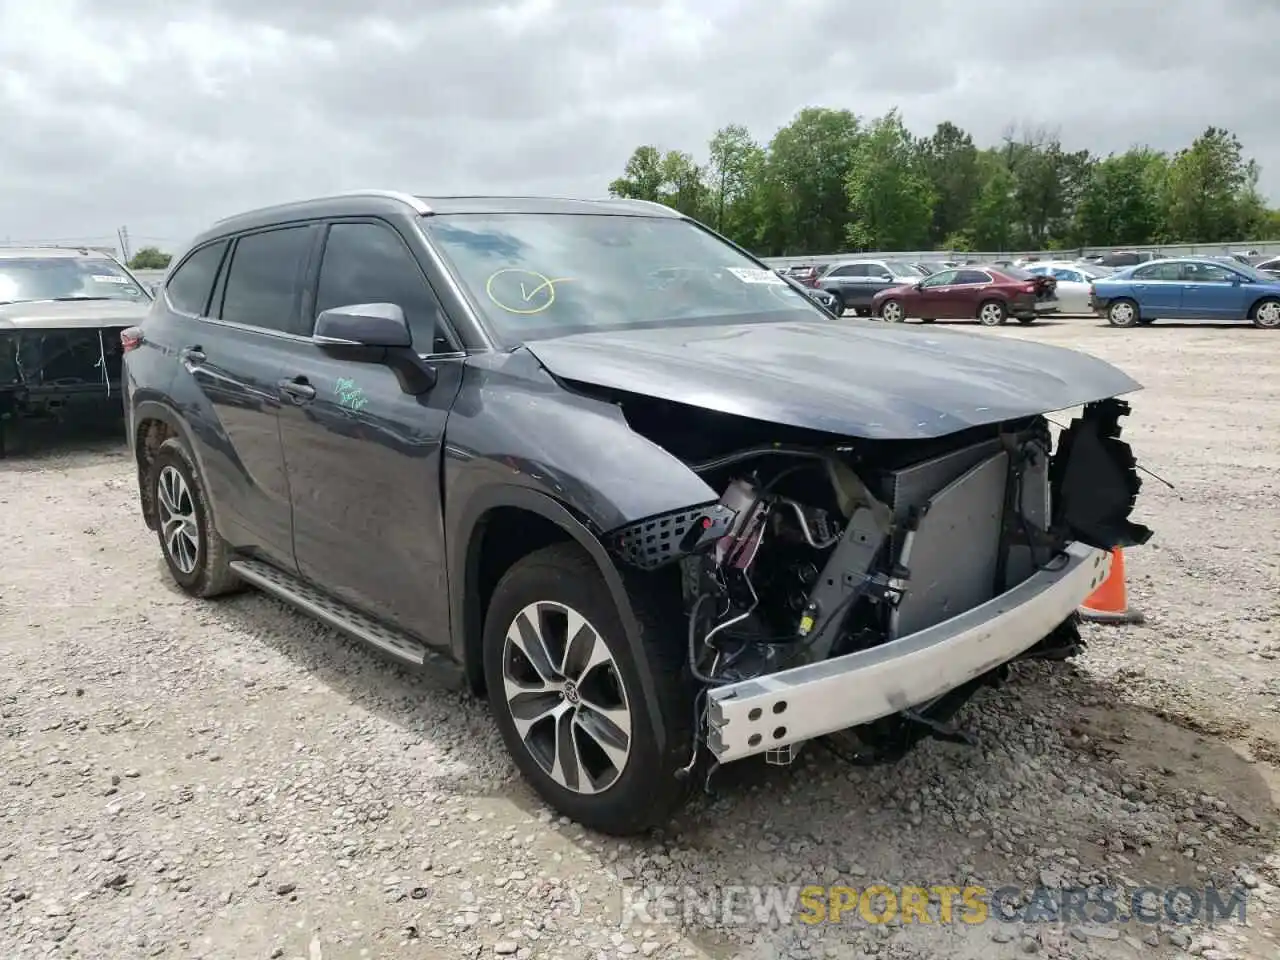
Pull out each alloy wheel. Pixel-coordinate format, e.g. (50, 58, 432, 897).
(157, 465, 200, 575)
(502, 601, 632, 794)
(979, 302, 1005, 326)
(1255, 300, 1280, 328)
(880, 301, 904, 322)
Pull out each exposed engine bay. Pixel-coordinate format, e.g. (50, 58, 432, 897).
(607, 397, 1151, 772)
(0, 328, 126, 437)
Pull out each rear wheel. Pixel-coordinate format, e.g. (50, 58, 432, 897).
(483, 544, 695, 836)
(827, 291, 845, 316)
(879, 299, 905, 323)
(1107, 299, 1140, 328)
(149, 438, 242, 598)
(977, 300, 1007, 326)
(1252, 297, 1280, 329)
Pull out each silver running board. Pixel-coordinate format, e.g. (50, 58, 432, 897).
(229, 558, 461, 681)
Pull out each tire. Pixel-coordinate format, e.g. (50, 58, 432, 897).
(149, 438, 242, 598)
(878, 299, 905, 322)
(1106, 299, 1140, 328)
(855, 307, 871, 318)
(827, 292, 845, 316)
(483, 543, 695, 836)
(977, 300, 1007, 326)
(1251, 297, 1280, 329)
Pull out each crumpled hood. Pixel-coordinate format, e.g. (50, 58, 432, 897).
(0, 299, 150, 331)
(525, 319, 1142, 440)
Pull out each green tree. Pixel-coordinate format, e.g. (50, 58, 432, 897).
(755, 107, 861, 255)
(128, 247, 171, 270)
(1165, 127, 1260, 242)
(968, 151, 1019, 251)
(921, 121, 981, 246)
(607, 146, 708, 218)
(844, 110, 935, 250)
(608, 146, 667, 202)
(1074, 149, 1169, 246)
(707, 124, 764, 245)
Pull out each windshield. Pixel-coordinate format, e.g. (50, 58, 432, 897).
(883, 260, 926, 278)
(0, 257, 149, 305)
(421, 213, 821, 342)
(1226, 261, 1265, 282)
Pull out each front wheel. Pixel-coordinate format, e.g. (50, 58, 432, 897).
(483, 544, 695, 836)
(827, 292, 845, 316)
(977, 300, 1007, 326)
(1107, 299, 1140, 328)
(878, 299, 905, 323)
(1252, 297, 1280, 329)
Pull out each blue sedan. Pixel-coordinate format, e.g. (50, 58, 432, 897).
(1089, 257, 1280, 329)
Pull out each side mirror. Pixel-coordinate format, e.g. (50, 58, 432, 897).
(313, 302, 438, 395)
(314, 302, 412, 349)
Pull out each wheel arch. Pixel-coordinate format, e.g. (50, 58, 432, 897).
(132, 399, 212, 532)
(1248, 294, 1280, 322)
(449, 485, 671, 751)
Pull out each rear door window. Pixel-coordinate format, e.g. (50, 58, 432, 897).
(954, 270, 991, 285)
(164, 241, 228, 316)
(1132, 262, 1182, 281)
(216, 227, 315, 334)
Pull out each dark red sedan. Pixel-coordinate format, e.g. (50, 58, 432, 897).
(871, 264, 1059, 325)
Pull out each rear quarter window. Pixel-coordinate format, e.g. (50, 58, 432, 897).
(165, 241, 229, 316)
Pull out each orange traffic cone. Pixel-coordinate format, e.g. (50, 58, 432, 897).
(1078, 547, 1144, 625)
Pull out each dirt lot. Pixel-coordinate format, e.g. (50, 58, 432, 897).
(2, 318, 1278, 960)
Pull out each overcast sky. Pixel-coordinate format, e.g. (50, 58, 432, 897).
(2, 0, 1277, 254)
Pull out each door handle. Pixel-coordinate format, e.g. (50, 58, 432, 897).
(278, 377, 317, 402)
(179, 346, 206, 365)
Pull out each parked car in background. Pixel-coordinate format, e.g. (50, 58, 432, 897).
(1089, 257, 1280, 328)
(872, 264, 1059, 325)
(0, 246, 152, 456)
(1094, 250, 1159, 268)
(1254, 255, 1280, 279)
(121, 189, 1152, 834)
(816, 259, 927, 316)
(782, 264, 821, 287)
(1025, 261, 1113, 314)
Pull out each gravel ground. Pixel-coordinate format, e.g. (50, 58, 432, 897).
(2, 318, 1278, 960)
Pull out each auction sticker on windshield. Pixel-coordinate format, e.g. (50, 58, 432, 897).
(91, 275, 131, 284)
(726, 267, 785, 285)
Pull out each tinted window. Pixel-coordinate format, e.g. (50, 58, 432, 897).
(166, 241, 227, 315)
(1183, 262, 1234, 282)
(1052, 268, 1083, 283)
(827, 265, 860, 278)
(1259, 258, 1280, 271)
(955, 270, 991, 285)
(883, 260, 924, 278)
(315, 222, 454, 352)
(998, 264, 1034, 280)
(1132, 262, 1182, 281)
(218, 227, 313, 333)
(921, 270, 958, 287)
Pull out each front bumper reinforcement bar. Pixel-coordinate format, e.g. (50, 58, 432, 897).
(705, 542, 1110, 763)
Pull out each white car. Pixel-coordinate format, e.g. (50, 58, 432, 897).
(1024, 261, 1112, 314)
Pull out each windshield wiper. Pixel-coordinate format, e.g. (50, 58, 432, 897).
(48, 296, 117, 302)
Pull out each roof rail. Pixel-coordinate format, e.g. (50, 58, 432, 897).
(213, 189, 432, 225)
(605, 197, 680, 215)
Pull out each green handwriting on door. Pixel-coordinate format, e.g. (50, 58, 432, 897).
(335, 377, 368, 412)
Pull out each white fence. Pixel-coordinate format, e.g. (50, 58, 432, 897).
(760, 240, 1280, 270)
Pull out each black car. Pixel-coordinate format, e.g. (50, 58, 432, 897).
(815, 259, 928, 316)
(123, 191, 1151, 835)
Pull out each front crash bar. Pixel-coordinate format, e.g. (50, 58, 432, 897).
(705, 542, 1110, 763)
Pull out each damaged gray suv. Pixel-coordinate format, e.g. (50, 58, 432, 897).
(123, 191, 1152, 835)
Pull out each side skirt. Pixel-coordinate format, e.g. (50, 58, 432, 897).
(229, 558, 465, 687)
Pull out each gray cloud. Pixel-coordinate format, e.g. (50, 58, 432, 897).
(1, 0, 1277, 252)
